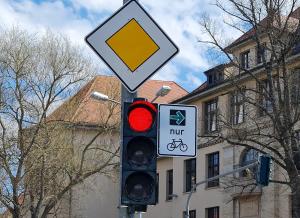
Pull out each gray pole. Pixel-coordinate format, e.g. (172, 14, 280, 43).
(119, 84, 137, 218)
(119, 2, 137, 218)
(184, 161, 259, 218)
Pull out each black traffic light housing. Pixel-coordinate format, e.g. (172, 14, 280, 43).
(121, 99, 157, 206)
(256, 155, 271, 186)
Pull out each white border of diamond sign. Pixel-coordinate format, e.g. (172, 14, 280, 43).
(158, 104, 197, 157)
(85, 0, 179, 92)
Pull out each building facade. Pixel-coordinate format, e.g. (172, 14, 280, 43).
(143, 10, 300, 218)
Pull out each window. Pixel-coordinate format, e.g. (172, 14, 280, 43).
(231, 90, 245, 125)
(185, 158, 196, 192)
(257, 44, 266, 64)
(206, 207, 219, 218)
(291, 70, 300, 104)
(219, 72, 223, 81)
(166, 170, 173, 200)
(208, 75, 213, 84)
(207, 152, 219, 188)
(205, 99, 218, 133)
(207, 71, 224, 86)
(240, 149, 259, 177)
(292, 41, 300, 55)
(183, 210, 196, 218)
(240, 50, 250, 69)
(296, 131, 300, 144)
(259, 80, 273, 115)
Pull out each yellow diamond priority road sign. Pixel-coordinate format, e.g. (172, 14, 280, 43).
(85, 0, 179, 92)
(106, 19, 159, 72)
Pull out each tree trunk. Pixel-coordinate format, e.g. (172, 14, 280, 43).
(31, 210, 38, 218)
(291, 182, 300, 218)
(12, 207, 20, 218)
(288, 157, 300, 218)
(40, 201, 55, 218)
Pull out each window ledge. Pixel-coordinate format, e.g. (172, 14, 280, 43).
(165, 194, 178, 201)
(232, 121, 245, 126)
(204, 130, 219, 135)
(182, 190, 196, 195)
(205, 185, 220, 190)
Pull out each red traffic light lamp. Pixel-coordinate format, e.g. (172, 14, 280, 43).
(127, 100, 157, 132)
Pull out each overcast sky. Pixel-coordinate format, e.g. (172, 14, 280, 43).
(0, 0, 243, 91)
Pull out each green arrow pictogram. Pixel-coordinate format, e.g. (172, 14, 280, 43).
(170, 111, 185, 125)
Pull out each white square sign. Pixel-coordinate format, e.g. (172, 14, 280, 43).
(158, 104, 197, 157)
(85, 0, 179, 92)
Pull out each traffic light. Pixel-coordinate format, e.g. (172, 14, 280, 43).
(256, 155, 271, 186)
(121, 98, 157, 206)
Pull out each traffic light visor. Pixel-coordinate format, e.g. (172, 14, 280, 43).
(127, 101, 157, 132)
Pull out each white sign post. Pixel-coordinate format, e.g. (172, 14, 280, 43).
(85, 0, 179, 92)
(158, 104, 197, 157)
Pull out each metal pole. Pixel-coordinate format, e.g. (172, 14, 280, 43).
(119, 85, 137, 218)
(118, 1, 138, 217)
(119, 2, 137, 217)
(184, 161, 258, 218)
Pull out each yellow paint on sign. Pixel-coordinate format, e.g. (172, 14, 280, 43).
(106, 19, 159, 72)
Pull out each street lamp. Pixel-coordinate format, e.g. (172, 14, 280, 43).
(91, 91, 121, 104)
(91, 85, 172, 104)
(151, 85, 171, 102)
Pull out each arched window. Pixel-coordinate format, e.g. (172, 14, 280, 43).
(240, 149, 259, 177)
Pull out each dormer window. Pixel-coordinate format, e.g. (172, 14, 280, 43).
(204, 64, 226, 87)
(240, 50, 250, 69)
(207, 71, 224, 86)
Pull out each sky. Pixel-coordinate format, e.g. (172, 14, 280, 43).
(0, 0, 243, 92)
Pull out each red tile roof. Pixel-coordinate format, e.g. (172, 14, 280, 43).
(48, 75, 188, 126)
(138, 79, 187, 104)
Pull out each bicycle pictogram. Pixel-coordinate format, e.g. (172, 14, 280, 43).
(167, 139, 188, 152)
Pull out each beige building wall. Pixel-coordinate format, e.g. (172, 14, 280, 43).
(69, 129, 120, 218)
(71, 174, 119, 218)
